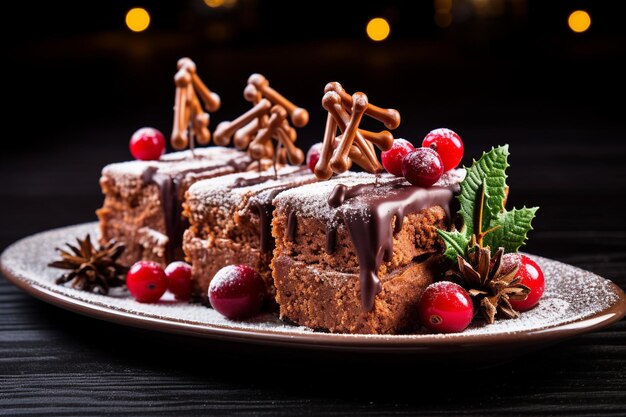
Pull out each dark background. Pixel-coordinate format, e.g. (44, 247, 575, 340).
(2, 0, 625, 244)
(1, 1, 625, 415)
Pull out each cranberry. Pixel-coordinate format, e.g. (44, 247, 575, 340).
(381, 138, 415, 176)
(422, 128, 464, 171)
(306, 143, 323, 173)
(509, 255, 545, 311)
(418, 281, 474, 333)
(126, 261, 168, 303)
(401, 147, 444, 187)
(164, 261, 193, 301)
(129, 127, 166, 161)
(208, 265, 265, 319)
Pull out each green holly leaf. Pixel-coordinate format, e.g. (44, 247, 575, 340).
(483, 207, 538, 253)
(458, 145, 509, 239)
(437, 229, 470, 262)
(437, 144, 538, 262)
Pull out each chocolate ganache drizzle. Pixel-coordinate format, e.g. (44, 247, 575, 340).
(326, 180, 458, 311)
(140, 153, 250, 262)
(140, 167, 185, 263)
(230, 166, 315, 252)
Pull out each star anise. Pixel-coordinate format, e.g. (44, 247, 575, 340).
(446, 236, 530, 324)
(49, 234, 128, 294)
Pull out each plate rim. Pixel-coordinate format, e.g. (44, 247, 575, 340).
(2, 222, 626, 352)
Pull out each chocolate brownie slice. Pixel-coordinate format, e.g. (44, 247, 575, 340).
(271, 170, 465, 334)
(183, 166, 317, 302)
(97, 147, 251, 266)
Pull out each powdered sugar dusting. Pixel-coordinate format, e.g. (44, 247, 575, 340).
(437, 168, 466, 187)
(187, 165, 309, 209)
(137, 227, 168, 246)
(1, 223, 622, 341)
(274, 169, 465, 226)
(207, 265, 240, 293)
(159, 147, 239, 162)
(102, 147, 243, 178)
(274, 172, 393, 224)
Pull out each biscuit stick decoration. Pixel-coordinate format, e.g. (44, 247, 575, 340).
(248, 74, 309, 127)
(171, 58, 221, 150)
(324, 82, 400, 129)
(214, 74, 307, 166)
(314, 83, 399, 180)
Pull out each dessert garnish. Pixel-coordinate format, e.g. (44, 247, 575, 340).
(208, 265, 265, 319)
(164, 261, 193, 301)
(314, 82, 398, 179)
(171, 57, 222, 151)
(401, 147, 444, 187)
(446, 240, 530, 323)
(49, 235, 127, 294)
(126, 260, 167, 303)
(381, 138, 415, 176)
(129, 127, 166, 161)
(306, 142, 323, 173)
(381, 128, 464, 186)
(437, 145, 540, 324)
(213, 74, 307, 167)
(422, 128, 464, 172)
(125, 260, 194, 303)
(508, 255, 545, 312)
(418, 281, 474, 333)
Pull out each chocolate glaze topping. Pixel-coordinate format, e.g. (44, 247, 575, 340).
(325, 224, 337, 254)
(327, 178, 405, 208)
(252, 200, 275, 252)
(234, 166, 315, 252)
(253, 184, 314, 252)
(325, 181, 458, 311)
(140, 167, 182, 262)
(287, 210, 298, 242)
(140, 155, 250, 263)
(233, 175, 275, 188)
(226, 155, 253, 172)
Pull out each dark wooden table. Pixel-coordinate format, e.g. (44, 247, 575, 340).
(1, 126, 625, 416)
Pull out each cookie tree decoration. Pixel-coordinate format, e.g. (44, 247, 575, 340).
(314, 82, 399, 180)
(171, 57, 222, 150)
(213, 74, 308, 165)
(437, 145, 539, 323)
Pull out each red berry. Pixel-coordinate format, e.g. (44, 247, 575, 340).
(306, 143, 323, 173)
(418, 281, 474, 333)
(129, 127, 166, 161)
(422, 128, 464, 171)
(401, 147, 444, 187)
(381, 138, 415, 176)
(127, 261, 167, 303)
(208, 265, 265, 320)
(164, 261, 193, 301)
(509, 255, 545, 311)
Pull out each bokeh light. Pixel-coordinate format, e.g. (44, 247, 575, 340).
(203, 0, 238, 9)
(366, 18, 390, 42)
(434, 0, 453, 28)
(204, 0, 225, 8)
(125, 8, 150, 33)
(568, 10, 591, 33)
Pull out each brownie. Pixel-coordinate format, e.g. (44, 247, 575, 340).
(183, 165, 317, 303)
(97, 147, 251, 266)
(271, 170, 465, 334)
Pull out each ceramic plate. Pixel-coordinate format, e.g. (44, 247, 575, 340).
(2, 223, 625, 356)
